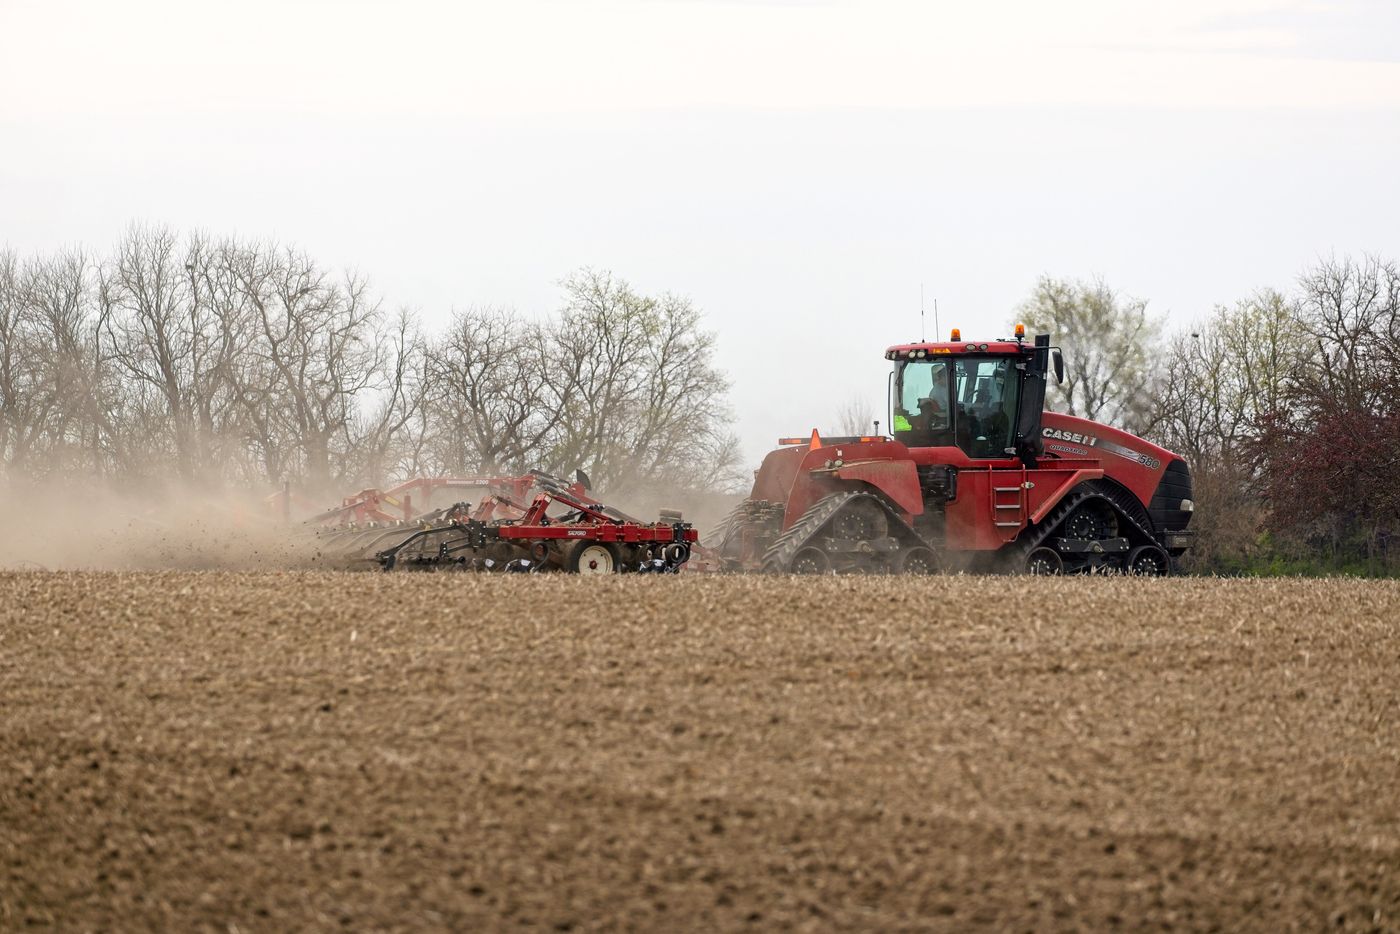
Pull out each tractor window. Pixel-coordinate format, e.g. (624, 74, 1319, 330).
(953, 357, 1019, 458)
(891, 358, 954, 447)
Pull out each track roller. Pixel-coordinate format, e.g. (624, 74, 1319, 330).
(895, 546, 940, 574)
(789, 546, 831, 574)
(1024, 546, 1064, 575)
(1125, 544, 1170, 576)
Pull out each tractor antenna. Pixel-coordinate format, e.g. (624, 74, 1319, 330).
(933, 298, 940, 340)
(920, 284, 925, 342)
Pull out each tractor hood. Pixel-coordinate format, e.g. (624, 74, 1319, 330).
(1039, 412, 1184, 517)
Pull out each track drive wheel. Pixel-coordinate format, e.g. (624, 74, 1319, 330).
(1025, 546, 1064, 575)
(565, 541, 620, 575)
(1064, 501, 1119, 541)
(895, 546, 939, 575)
(789, 546, 831, 575)
(831, 497, 888, 541)
(1125, 544, 1170, 576)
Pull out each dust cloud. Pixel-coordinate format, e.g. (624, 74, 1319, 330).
(586, 481, 741, 542)
(0, 478, 321, 571)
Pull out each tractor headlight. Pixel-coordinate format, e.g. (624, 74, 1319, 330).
(1180, 499, 1194, 512)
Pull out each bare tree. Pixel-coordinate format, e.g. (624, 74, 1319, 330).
(22, 248, 121, 477)
(1151, 290, 1307, 569)
(423, 307, 559, 475)
(544, 269, 654, 486)
(1153, 289, 1304, 469)
(1016, 276, 1163, 432)
(543, 270, 738, 490)
(834, 395, 875, 437)
(100, 226, 249, 483)
(232, 244, 386, 491)
(1293, 254, 1400, 416)
(0, 249, 52, 475)
(1267, 255, 1400, 560)
(2, 233, 741, 504)
(355, 307, 426, 484)
(616, 291, 737, 487)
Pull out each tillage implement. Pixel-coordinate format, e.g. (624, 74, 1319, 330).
(305, 471, 697, 574)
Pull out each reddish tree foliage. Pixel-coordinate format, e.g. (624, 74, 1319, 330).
(1259, 409, 1400, 555)
(1254, 256, 1400, 564)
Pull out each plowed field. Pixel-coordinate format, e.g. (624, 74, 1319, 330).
(3, 572, 1399, 931)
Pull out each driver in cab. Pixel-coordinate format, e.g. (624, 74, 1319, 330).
(914, 362, 951, 434)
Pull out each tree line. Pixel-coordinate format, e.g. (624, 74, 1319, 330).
(1018, 256, 1400, 574)
(0, 225, 739, 499)
(7, 223, 1394, 573)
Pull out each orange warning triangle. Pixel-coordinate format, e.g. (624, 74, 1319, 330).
(809, 428, 821, 450)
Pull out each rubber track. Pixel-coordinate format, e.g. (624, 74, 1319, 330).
(1013, 484, 1162, 574)
(1089, 480, 1159, 552)
(1089, 479, 1157, 539)
(760, 491, 924, 573)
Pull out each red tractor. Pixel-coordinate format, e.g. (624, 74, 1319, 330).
(713, 328, 1195, 575)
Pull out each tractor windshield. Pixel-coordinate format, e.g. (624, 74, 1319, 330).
(892, 355, 1020, 458)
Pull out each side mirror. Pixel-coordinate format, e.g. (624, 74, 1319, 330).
(1052, 350, 1064, 384)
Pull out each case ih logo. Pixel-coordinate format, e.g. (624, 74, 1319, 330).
(1043, 427, 1098, 446)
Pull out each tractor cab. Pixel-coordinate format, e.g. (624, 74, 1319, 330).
(886, 328, 1058, 464)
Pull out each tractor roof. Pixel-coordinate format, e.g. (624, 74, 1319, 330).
(884, 339, 1027, 360)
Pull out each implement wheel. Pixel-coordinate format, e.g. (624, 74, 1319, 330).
(565, 541, 619, 575)
(1025, 546, 1064, 575)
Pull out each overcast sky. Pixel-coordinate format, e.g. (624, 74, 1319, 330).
(3, 0, 1398, 464)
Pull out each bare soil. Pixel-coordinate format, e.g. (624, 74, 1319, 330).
(2, 573, 1399, 931)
